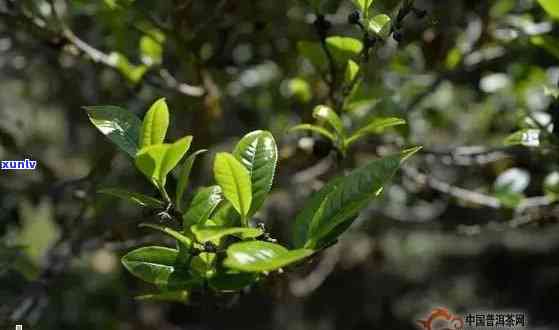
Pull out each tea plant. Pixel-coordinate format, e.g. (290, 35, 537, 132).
(291, 0, 425, 156)
(86, 98, 419, 303)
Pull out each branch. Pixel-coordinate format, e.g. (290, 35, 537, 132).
(0, 9, 205, 97)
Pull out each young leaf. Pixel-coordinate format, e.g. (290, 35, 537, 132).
(288, 78, 312, 103)
(290, 124, 336, 143)
(111, 52, 148, 84)
(368, 14, 391, 38)
(160, 136, 193, 186)
(224, 241, 314, 273)
(121, 246, 202, 289)
(312, 105, 345, 138)
(346, 117, 406, 146)
(325, 37, 363, 64)
(98, 188, 164, 208)
(344, 60, 360, 85)
(135, 136, 192, 189)
(136, 290, 189, 304)
(135, 144, 168, 188)
(176, 150, 207, 212)
(296, 147, 421, 249)
(182, 186, 223, 227)
(504, 129, 541, 147)
(139, 29, 165, 66)
(190, 225, 263, 243)
(233, 131, 278, 216)
(352, 0, 374, 13)
(139, 223, 192, 248)
(538, 0, 559, 19)
(213, 153, 252, 221)
(85, 105, 142, 158)
(140, 98, 169, 148)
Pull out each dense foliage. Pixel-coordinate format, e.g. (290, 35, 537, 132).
(2, 0, 559, 329)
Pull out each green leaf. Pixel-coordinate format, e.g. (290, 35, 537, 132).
(290, 124, 336, 143)
(121, 246, 202, 289)
(182, 186, 223, 227)
(325, 37, 363, 64)
(224, 241, 314, 273)
(190, 225, 263, 243)
(368, 14, 391, 38)
(135, 136, 192, 189)
(213, 153, 253, 220)
(85, 105, 142, 158)
(352, 0, 374, 13)
(504, 129, 541, 147)
(110, 52, 148, 84)
(233, 131, 278, 216)
(344, 60, 360, 85)
(140, 29, 165, 66)
(211, 203, 241, 227)
(538, 0, 559, 19)
(140, 98, 170, 148)
(531, 36, 559, 59)
(139, 223, 192, 248)
(288, 78, 312, 103)
(297, 41, 327, 70)
(136, 290, 189, 304)
(297, 147, 421, 249)
(176, 149, 207, 212)
(208, 271, 259, 292)
(346, 117, 406, 146)
(312, 105, 345, 138)
(98, 188, 164, 208)
(292, 177, 343, 248)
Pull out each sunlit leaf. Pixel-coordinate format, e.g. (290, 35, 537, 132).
(346, 117, 406, 146)
(288, 78, 312, 103)
(233, 131, 278, 216)
(85, 105, 142, 158)
(190, 225, 262, 243)
(183, 186, 223, 227)
(312, 105, 345, 138)
(368, 14, 391, 38)
(538, 0, 559, 20)
(294, 147, 421, 249)
(325, 36, 363, 64)
(110, 52, 148, 84)
(140, 29, 165, 66)
(140, 98, 169, 148)
(121, 246, 202, 290)
(344, 60, 360, 85)
(224, 241, 314, 273)
(135, 136, 192, 189)
(352, 0, 374, 13)
(504, 129, 541, 147)
(213, 153, 252, 220)
(290, 124, 336, 143)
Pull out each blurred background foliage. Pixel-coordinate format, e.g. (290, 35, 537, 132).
(1, 0, 559, 329)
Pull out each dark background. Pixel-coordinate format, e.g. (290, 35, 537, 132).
(1, 0, 559, 329)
